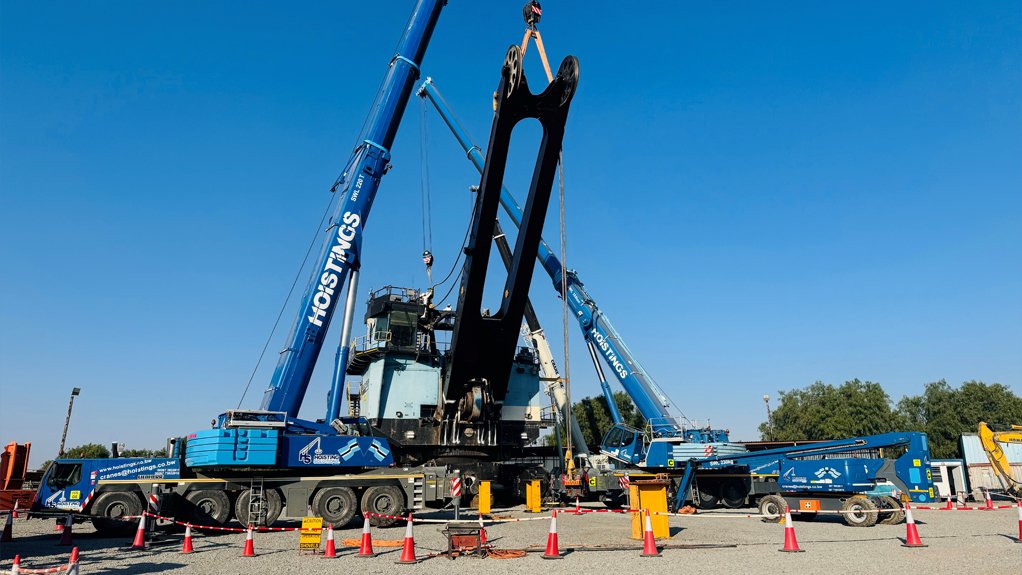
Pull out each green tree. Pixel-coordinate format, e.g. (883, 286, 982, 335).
(121, 448, 168, 458)
(571, 391, 645, 450)
(897, 380, 1022, 459)
(759, 379, 903, 441)
(62, 443, 110, 458)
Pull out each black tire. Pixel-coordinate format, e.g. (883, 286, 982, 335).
(600, 491, 627, 510)
(695, 484, 721, 509)
(185, 489, 232, 527)
(234, 489, 282, 527)
(361, 485, 405, 528)
(90, 492, 143, 534)
(841, 495, 878, 527)
(758, 494, 787, 523)
(720, 479, 749, 509)
(313, 487, 358, 528)
(875, 495, 905, 525)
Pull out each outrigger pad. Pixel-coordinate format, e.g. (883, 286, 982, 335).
(443, 45, 579, 420)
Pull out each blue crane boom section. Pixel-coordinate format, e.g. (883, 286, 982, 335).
(260, 0, 444, 417)
(417, 78, 681, 436)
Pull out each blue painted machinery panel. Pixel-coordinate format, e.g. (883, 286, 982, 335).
(185, 429, 279, 467)
(282, 435, 394, 468)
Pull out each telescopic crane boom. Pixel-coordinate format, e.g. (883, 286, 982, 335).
(257, 0, 444, 422)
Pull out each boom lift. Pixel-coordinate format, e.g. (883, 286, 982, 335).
(34, 0, 449, 531)
(977, 421, 1022, 498)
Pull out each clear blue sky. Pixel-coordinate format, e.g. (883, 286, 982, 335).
(2, 1, 1019, 466)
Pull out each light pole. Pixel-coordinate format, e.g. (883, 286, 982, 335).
(58, 387, 81, 457)
(762, 394, 772, 441)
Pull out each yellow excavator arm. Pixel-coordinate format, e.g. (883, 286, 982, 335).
(977, 422, 1022, 498)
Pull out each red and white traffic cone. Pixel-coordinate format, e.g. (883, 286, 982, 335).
(395, 513, 418, 564)
(11, 554, 20, 575)
(901, 502, 926, 548)
(574, 497, 582, 514)
(323, 524, 336, 558)
(478, 514, 487, 546)
(356, 516, 376, 557)
(129, 514, 147, 550)
(1, 511, 13, 543)
(640, 509, 661, 557)
(778, 506, 804, 553)
(65, 547, 80, 575)
(242, 525, 255, 557)
(542, 509, 562, 559)
(983, 489, 994, 510)
(57, 514, 73, 546)
(55, 517, 65, 532)
(181, 523, 194, 554)
(11, 501, 20, 519)
(944, 494, 953, 510)
(1015, 500, 1021, 544)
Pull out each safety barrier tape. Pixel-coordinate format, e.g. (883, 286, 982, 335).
(27, 498, 1017, 536)
(12, 565, 71, 574)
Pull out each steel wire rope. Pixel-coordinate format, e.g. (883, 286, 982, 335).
(420, 98, 434, 254)
(236, 182, 344, 408)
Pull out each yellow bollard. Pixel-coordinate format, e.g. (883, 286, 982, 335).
(479, 481, 491, 515)
(629, 479, 669, 540)
(525, 479, 542, 513)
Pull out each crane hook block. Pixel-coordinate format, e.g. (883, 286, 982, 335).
(523, 1, 542, 27)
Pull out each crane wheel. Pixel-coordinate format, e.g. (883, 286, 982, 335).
(185, 489, 232, 527)
(90, 492, 144, 535)
(757, 494, 786, 523)
(313, 486, 358, 528)
(235, 488, 282, 527)
(875, 495, 905, 525)
(841, 495, 879, 527)
(361, 485, 405, 527)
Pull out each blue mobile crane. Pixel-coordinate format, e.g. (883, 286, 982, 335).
(416, 79, 936, 522)
(34, 0, 450, 532)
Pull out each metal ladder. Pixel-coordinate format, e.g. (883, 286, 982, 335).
(248, 477, 265, 527)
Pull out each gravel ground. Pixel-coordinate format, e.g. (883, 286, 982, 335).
(2, 505, 1019, 575)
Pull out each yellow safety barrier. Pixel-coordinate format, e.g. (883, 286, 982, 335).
(525, 479, 542, 513)
(629, 479, 669, 540)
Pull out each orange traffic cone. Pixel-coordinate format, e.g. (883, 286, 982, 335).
(356, 516, 376, 557)
(542, 509, 562, 559)
(181, 523, 194, 554)
(57, 515, 73, 546)
(66, 547, 80, 575)
(983, 489, 994, 510)
(478, 514, 487, 546)
(55, 517, 65, 532)
(323, 524, 336, 558)
(12, 501, 20, 519)
(395, 514, 418, 564)
(11, 554, 20, 575)
(640, 509, 661, 557)
(779, 506, 804, 552)
(242, 525, 255, 557)
(1, 511, 12, 543)
(1014, 500, 1021, 544)
(901, 503, 926, 548)
(129, 514, 147, 550)
(943, 495, 953, 510)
